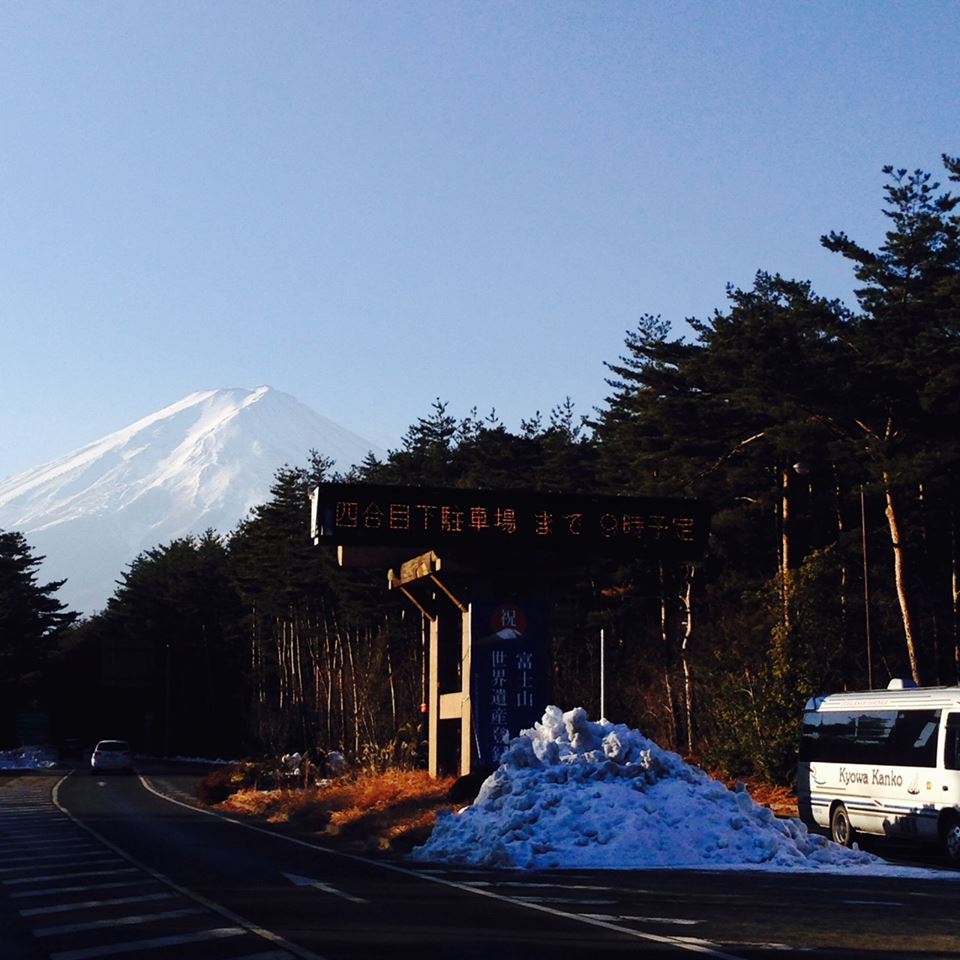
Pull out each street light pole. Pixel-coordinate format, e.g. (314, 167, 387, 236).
(599, 627, 606, 720)
(860, 485, 873, 690)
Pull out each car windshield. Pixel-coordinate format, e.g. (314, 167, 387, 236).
(96, 741, 130, 752)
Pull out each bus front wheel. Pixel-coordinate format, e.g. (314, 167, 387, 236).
(830, 803, 855, 847)
(942, 814, 960, 864)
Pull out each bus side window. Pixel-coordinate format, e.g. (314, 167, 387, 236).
(945, 714, 960, 772)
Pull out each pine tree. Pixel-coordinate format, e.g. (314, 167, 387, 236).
(0, 530, 77, 679)
(822, 159, 960, 683)
(389, 399, 459, 486)
(102, 533, 244, 755)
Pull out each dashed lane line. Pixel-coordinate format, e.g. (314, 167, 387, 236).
(464, 879, 619, 891)
(34, 906, 206, 937)
(513, 896, 618, 905)
(2, 867, 139, 886)
(841, 899, 905, 907)
(0, 849, 109, 864)
(20, 892, 179, 917)
(0, 837, 92, 848)
(0, 856, 120, 872)
(0, 827, 79, 838)
(10, 879, 161, 899)
(48, 925, 248, 960)
(580, 912, 702, 926)
(52, 774, 329, 960)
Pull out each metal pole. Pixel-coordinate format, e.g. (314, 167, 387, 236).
(163, 640, 172, 757)
(600, 627, 606, 720)
(860, 485, 873, 690)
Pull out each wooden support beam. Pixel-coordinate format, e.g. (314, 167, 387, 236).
(428, 573, 468, 614)
(395, 586, 436, 622)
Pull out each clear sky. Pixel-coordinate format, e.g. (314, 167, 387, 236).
(2, 1, 958, 478)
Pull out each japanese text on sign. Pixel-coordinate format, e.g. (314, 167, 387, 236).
(314, 483, 709, 559)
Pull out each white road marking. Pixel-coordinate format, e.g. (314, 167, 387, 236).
(515, 896, 617, 905)
(282, 871, 370, 904)
(20, 892, 178, 916)
(10, 879, 155, 899)
(720, 943, 793, 952)
(842, 899, 904, 907)
(466, 879, 617, 891)
(34, 906, 205, 936)
(0, 855, 120, 872)
(0, 821, 67, 829)
(3, 843, 105, 863)
(0, 826, 78, 837)
(0, 837, 78, 849)
(580, 912, 702, 926)
(0, 813, 63, 819)
(0, 843, 101, 857)
(48, 925, 247, 960)
(2, 866, 138, 885)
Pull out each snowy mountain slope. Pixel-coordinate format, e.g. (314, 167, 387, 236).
(0, 387, 385, 615)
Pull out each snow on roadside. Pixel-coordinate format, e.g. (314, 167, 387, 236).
(0, 746, 59, 770)
(412, 705, 960, 877)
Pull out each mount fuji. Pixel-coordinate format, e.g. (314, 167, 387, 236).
(0, 387, 386, 616)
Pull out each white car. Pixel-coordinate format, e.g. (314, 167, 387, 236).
(90, 740, 134, 774)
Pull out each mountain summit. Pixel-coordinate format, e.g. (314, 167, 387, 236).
(0, 387, 384, 615)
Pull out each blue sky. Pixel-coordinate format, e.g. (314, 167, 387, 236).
(2, 1, 958, 478)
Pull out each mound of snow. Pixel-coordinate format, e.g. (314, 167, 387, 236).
(412, 706, 888, 873)
(0, 746, 59, 770)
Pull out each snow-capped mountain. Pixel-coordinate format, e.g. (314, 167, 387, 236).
(0, 387, 385, 615)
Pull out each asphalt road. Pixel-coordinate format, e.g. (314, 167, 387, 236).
(3, 765, 960, 960)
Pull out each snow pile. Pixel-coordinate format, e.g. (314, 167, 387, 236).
(0, 746, 59, 770)
(413, 706, 884, 872)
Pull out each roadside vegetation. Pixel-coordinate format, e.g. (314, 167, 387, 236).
(192, 759, 796, 854)
(196, 763, 457, 853)
(3, 154, 959, 791)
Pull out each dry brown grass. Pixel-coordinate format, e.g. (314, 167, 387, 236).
(214, 769, 457, 853)
(744, 781, 799, 818)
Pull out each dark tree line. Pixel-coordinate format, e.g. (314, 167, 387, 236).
(591, 156, 960, 776)
(3, 156, 958, 783)
(0, 531, 79, 743)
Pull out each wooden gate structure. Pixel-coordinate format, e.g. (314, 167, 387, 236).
(311, 483, 709, 778)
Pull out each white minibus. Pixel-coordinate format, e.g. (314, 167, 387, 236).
(796, 681, 960, 862)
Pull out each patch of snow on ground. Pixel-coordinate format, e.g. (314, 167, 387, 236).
(0, 746, 59, 770)
(412, 706, 957, 877)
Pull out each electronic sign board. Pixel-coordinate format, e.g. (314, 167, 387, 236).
(311, 482, 709, 560)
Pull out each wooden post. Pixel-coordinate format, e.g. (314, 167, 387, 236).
(428, 614, 440, 778)
(459, 603, 472, 777)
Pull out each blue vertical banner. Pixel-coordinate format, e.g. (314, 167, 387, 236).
(471, 599, 548, 769)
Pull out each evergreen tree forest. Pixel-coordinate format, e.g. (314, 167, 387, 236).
(5, 156, 959, 784)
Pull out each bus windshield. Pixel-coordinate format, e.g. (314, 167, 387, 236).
(946, 713, 960, 771)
